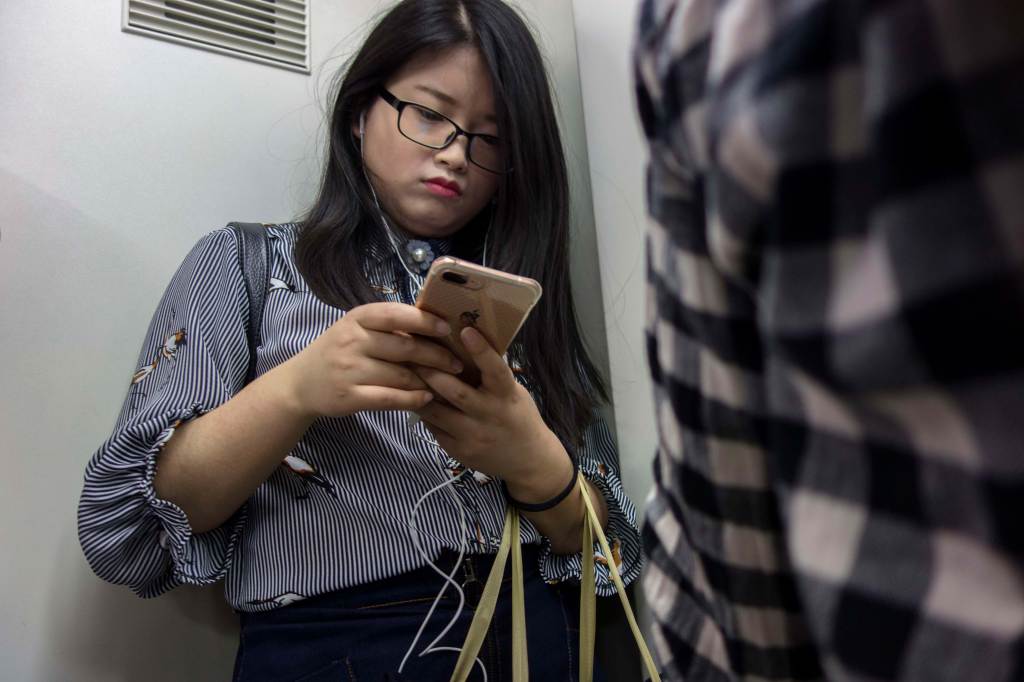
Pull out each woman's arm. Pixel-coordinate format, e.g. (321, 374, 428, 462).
(153, 363, 313, 534)
(81, 232, 452, 592)
(79, 228, 257, 593)
(155, 302, 462, 534)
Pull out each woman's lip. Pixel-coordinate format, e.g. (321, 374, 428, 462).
(424, 180, 461, 198)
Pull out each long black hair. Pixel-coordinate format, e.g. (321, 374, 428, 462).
(296, 0, 607, 447)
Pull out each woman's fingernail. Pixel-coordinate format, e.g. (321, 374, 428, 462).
(451, 360, 464, 373)
(461, 327, 484, 351)
(436, 321, 451, 335)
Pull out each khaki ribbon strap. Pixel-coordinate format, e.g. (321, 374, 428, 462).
(579, 480, 597, 682)
(450, 505, 518, 682)
(510, 507, 528, 677)
(579, 481, 662, 681)
(454, 482, 661, 682)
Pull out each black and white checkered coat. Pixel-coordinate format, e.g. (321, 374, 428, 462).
(635, 0, 1024, 679)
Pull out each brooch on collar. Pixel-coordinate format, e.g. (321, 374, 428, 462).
(406, 239, 435, 272)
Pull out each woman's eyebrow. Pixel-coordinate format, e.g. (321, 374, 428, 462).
(413, 84, 497, 124)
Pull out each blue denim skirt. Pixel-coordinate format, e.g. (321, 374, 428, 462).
(233, 546, 606, 681)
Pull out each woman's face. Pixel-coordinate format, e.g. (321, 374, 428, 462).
(358, 46, 502, 239)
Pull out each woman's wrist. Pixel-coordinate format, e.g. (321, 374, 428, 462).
(261, 360, 318, 426)
(503, 430, 575, 504)
(504, 459, 578, 512)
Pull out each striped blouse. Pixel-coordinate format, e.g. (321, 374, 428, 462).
(77, 223, 641, 611)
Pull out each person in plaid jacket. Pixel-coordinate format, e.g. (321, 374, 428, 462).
(634, 0, 1024, 679)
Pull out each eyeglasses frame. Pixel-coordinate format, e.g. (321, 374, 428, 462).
(377, 88, 512, 174)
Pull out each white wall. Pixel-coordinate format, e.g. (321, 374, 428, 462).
(513, 0, 614, 391)
(0, 1, 616, 680)
(0, 2, 378, 678)
(570, 0, 655, 517)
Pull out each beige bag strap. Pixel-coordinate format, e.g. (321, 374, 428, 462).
(579, 487, 597, 682)
(578, 481, 661, 681)
(509, 508, 528, 675)
(450, 506, 529, 682)
(452, 481, 661, 682)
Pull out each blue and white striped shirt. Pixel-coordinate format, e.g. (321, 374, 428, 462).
(78, 223, 640, 611)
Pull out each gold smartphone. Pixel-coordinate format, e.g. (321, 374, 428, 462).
(415, 256, 543, 387)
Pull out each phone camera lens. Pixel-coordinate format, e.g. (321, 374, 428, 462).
(442, 272, 469, 285)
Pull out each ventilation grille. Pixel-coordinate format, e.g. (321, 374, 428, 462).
(123, 0, 309, 74)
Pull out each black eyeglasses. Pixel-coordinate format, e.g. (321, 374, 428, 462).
(378, 89, 511, 174)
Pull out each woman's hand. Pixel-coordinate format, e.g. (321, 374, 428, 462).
(412, 327, 574, 502)
(277, 302, 464, 419)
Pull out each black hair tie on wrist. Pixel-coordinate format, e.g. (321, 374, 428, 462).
(502, 459, 580, 512)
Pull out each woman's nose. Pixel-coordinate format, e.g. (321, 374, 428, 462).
(434, 134, 470, 171)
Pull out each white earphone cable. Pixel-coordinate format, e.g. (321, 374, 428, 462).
(397, 431, 487, 680)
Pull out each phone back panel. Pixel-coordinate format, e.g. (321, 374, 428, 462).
(416, 257, 542, 386)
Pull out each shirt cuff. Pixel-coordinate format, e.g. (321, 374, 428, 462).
(139, 405, 247, 594)
(536, 459, 642, 597)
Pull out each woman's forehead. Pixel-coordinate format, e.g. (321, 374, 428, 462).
(388, 46, 496, 113)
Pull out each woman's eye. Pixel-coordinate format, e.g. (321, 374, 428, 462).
(414, 106, 445, 123)
(478, 135, 501, 148)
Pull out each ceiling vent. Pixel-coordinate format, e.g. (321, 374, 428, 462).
(123, 0, 309, 74)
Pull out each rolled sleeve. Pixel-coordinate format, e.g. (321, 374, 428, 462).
(537, 417, 643, 597)
(78, 228, 251, 598)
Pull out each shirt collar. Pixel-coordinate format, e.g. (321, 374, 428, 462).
(364, 220, 454, 273)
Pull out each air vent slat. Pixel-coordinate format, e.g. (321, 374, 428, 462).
(133, 1, 306, 51)
(184, 0, 305, 29)
(129, 9, 306, 58)
(137, 0, 307, 40)
(222, 0, 306, 19)
(124, 0, 309, 73)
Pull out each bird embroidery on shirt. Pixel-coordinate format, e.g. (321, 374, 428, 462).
(161, 329, 186, 360)
(594, 538, 623, 572)
(131, 359, 159, 384)
(130, 328, 187, 386)
(447, 464, 491, 486)
(247, 592, 307, 608)
(281, 455, 339, 500)
(269, 277, 293, 293)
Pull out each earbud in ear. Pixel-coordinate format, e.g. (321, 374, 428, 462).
(359, 112, 366, 140)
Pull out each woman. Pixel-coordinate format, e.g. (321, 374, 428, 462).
(78, 1, 641, 679)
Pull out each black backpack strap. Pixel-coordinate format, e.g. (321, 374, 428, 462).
(227, 222, 271, 384)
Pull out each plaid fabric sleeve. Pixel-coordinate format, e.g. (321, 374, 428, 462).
(636, 0, 826, 678)
(636, 0, 1024, 680)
